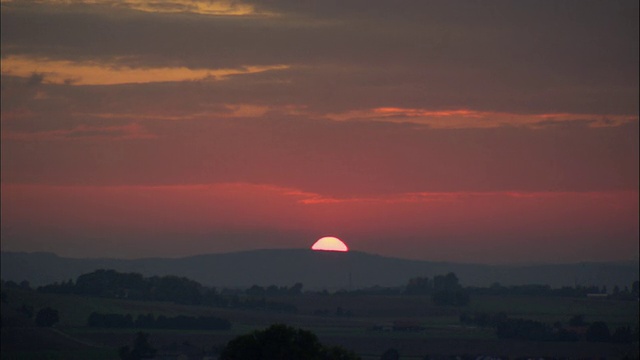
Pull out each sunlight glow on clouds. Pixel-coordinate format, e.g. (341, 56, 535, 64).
(0, 0, 264, 16)
(326, 107, 638, 129)
(1, 56, 289, 85)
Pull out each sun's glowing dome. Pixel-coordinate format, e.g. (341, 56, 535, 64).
(311, 236, 349, 252)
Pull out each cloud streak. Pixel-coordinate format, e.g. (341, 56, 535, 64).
(326, 107, 638, 129)
(1, 0, 265, 16)
(2, 55, 289, 85)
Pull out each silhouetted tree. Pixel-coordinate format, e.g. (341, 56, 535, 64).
(35, 307, 59, 327)
(246, 285, 266, 297)
(433, 273, 460, 291)
(290, 282, 304, 295)
(406, 273, 470, 305)
(149, 275, 203, 304)
(119, 332, 156, 360)
(219, 324, 359, 360)
(380, 348, 400, 360)
(430, 273, 470, 306)
(266, 285, 279, 296)
(323, 345, 361, 360)
(432, 288, 470, 306)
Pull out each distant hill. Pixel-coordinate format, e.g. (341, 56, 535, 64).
(1, 250, 637, 290)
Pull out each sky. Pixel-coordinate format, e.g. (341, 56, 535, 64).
(1, 0, 638, 263)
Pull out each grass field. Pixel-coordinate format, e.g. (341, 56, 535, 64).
(2, 288, 638, 359)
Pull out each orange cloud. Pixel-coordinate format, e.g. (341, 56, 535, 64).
(326, 107, 638, 129)
(0, 0, 268, 17)
(1, 56, 289, 85)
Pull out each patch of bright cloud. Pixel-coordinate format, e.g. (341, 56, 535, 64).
(326, 107, 638, 129)
(0, 0, 266, 16)
(217, 104, 307, 118)
(1, 55, 289, 85)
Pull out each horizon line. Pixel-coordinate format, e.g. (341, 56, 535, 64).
(1, 248, 638, 267)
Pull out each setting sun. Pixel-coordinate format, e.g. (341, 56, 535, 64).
(311, 236, 349, 252)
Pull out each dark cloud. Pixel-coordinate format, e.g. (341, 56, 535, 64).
(2, 1, 637, 115)
(26, 72, 45, 86)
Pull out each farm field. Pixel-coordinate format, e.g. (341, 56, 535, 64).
(2, 287, 638, 359)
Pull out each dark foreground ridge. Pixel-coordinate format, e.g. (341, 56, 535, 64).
(1, 249, 638, 289)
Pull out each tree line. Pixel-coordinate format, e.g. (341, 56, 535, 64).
(87, 312, 231, 330)
(38, 270, 220, 305)
(7, 270, 638, 315)
(399, 274, 639, 307)
(11, 271, 638, 304)
(459, 311, 638, 343)
(466, 280, 640, 299)
(245, 283, 303, 297)
(36, 269, 299, 312)
(405, 272, 471, 306)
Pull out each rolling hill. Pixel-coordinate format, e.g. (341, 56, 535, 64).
(1, 249, 637, 290)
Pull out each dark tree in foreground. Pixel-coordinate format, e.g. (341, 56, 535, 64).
(219, 324, 360, 360)
(380, 348, 400, 360)
(35, 307, 59, 327)
(119, 332, 157, 360)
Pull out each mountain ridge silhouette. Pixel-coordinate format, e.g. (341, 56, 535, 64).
(2, 249, 637, 290)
